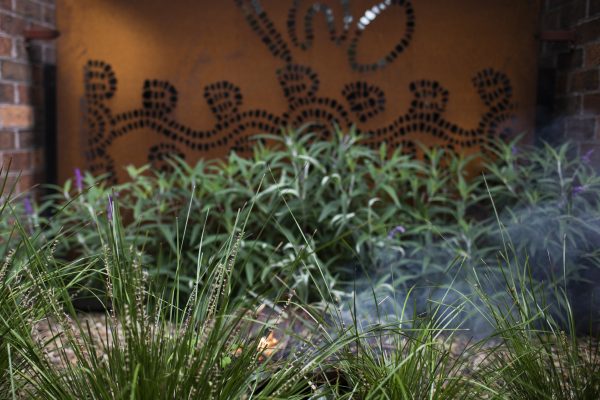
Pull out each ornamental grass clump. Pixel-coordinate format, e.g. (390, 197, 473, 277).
(325, 291, 480, 399)
(0, 164, 82, 399)
(0, 164, 36, 399)
(472, 249, 600, 399)
(12, 198, 336, 399)
(466, 189, 600, 400)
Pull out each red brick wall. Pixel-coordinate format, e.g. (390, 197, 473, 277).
(0, 0, 55, 193)
(538, 0, 600, 157)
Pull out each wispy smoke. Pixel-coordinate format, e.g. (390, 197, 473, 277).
(339, 199, 600, 337)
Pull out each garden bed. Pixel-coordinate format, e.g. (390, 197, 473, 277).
(2, 133, 600, 398)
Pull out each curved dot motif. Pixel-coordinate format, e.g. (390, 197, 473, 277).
(234, 0, 293, 63)
(85, 60, 117, 100)
(342, 81, 386, 123)
(277, 64, 320, 103)
(472, 69, 513, 111)
(204, 81, 243, 121)
(348, 0, 416, 72)
(287, 0, 352, 50)
(143, 80, 178, 115)
(408, 80, 449, 114)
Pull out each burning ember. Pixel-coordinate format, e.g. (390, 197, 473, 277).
(232, 331, 281, 361)
(257, 331, 279, 361)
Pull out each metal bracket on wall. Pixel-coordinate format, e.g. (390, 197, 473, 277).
(23, 29, 60, 41)
(539, 30, 576, 49)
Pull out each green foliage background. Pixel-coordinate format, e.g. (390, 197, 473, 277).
(5, 129, 600, 305)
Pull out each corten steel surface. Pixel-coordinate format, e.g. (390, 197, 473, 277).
(56, 0, 540, 184)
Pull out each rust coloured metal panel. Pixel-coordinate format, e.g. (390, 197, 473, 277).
(56, 0, 540, 183)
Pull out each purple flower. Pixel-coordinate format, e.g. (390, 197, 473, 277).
(511, 145, 519, 156)
(572, 185, 586, 196)
(23, 196, 33, 216)
(74, 168, 83, 192)
(582, 149, 594, 164)
(387, 225, 406, 239)
(107, 194, 113, 222)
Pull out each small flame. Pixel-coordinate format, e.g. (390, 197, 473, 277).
(257, 331, 279, 360)
(231, 331, 280, 361)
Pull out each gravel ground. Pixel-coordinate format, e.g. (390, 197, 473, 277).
(32, 313, 121, 368)
(31, 310, 497, 371)
(31, 309, 599, 394)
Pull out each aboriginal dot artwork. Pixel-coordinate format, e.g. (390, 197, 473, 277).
(78, 0, 522, 183)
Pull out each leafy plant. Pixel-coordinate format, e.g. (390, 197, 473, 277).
(5, 129, 600, 314)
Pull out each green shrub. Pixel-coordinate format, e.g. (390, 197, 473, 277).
(5, 129, 600, 309)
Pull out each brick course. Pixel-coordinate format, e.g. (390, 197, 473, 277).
(570, 69, 599, 92)
(584, 92, 600, 113)
(565, 116, 596, 140)
(2, 60, 31, 81)
(0, 36, 11, 56)
(0, 104, 33, 127)
(0, 0, 55, 193)
(586, 41, 600, 66)
(0, 131, 14, 149)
